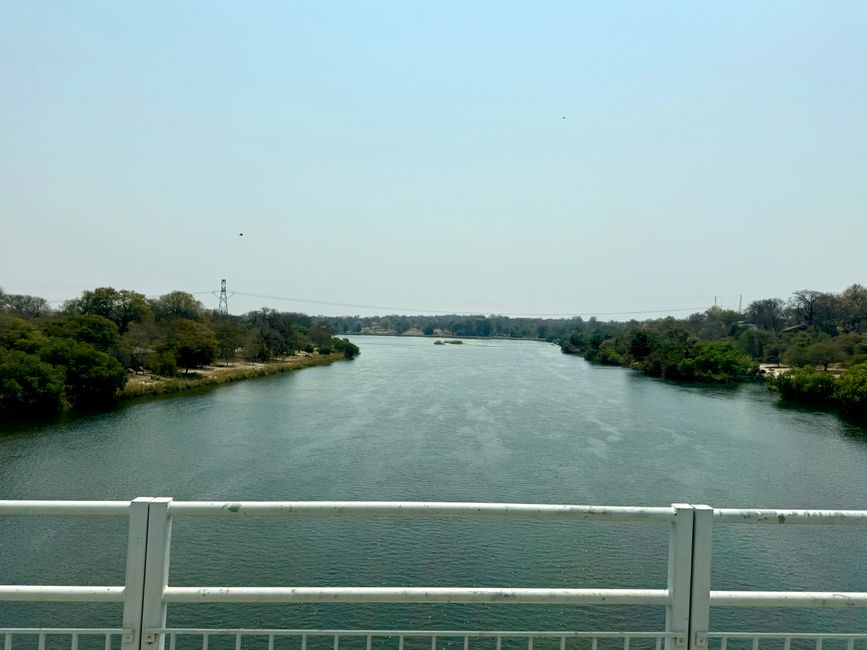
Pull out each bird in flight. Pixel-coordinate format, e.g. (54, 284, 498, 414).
(239, 233, 244, 236)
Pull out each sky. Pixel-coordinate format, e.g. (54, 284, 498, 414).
(1, 1, 865, 318)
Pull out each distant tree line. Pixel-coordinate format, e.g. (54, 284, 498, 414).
(558, 284, 867, 419)
(326, 314, 568, 339)
(0, 287, 359, 421)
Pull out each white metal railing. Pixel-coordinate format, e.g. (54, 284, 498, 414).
(1, 500, 865, 650)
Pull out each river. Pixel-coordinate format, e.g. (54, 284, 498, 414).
(1, 336, 865, 638)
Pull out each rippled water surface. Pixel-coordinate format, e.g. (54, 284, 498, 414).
(1, 336, 865, 633)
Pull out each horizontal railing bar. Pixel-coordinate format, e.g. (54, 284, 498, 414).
(705, 634, 867, 639)
(0, 630, 124, 635)
(149, 630, 677, 638)
(163, 587, 670, 605)
(0, 586, 125, 602)
(710, 591, 867, 607)
(714, 509, 867, 525)
(168, 501, 676, 522)
(0, 501, 130, 516)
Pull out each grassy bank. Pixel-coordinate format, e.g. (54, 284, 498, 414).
(120, 353, 345, 400)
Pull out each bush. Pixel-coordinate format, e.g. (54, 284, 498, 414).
(145, 351, 178, 377)
(834, 362, 867, 418)
(771, 367, 837, 403)
(332, 338, 360, 359)
(596, 340, 622, 365)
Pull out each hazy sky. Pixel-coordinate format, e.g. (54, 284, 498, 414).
(2, 2, 865, 318)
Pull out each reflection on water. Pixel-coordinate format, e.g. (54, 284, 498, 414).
(1, 336, 865, 632)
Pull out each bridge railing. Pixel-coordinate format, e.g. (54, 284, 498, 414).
(1, 500, 865, 650)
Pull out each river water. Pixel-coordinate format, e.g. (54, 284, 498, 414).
(1, 336, 865, 637)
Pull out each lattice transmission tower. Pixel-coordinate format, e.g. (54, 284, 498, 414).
(218, 279, 229, 315)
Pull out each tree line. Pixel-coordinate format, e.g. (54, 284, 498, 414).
(557, 285, 867, 419)
(0, 287, 359, 421)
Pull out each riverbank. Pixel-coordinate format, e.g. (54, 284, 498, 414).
(120, 352, 346, 400)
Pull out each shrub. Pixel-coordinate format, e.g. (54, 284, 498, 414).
(834, 362, 867, 419)
(332, 338, 360, 359)
(771, 367, 837, 403)
(145, 351, 178, 377)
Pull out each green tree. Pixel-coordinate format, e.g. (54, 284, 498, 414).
(1, 292, 52, 318)
(0, 349, 66, 418)
(840, 284, 867, 332)
(165, 320, 218, 372)
(0, 316, 46, 354)
(804, 339, 847, 371)
(308, 321, 334, 347)
(213, 321, 246, 365)
(44, 314, 120, 354)
(151, 291, 205, 322)
(834, 362, 867, 419)
(64, 287, 151, 333)
(736, 329, 774, 360)
(39, 339, 128, 407)
(121, 321, 162, 372)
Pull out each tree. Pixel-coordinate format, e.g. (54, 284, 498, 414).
(1, 292, 51, 318)
(165, 320, 218, 372)
(736, 329, 776, 361)
(746, 298, 786, 332)
(840, 284, 867, 332)
(332, 338, 360, 359)
(63, 288, 151, 332)
(213, 321, 246, 365)
(150, 291, 205, 322)
(804, 339, 847, 371)
(812, 292, 842, 334)
(834, 362, 867, 418)
(121, 321, 163, 372)
(39, 338, 127, 407)
(241, 330, 267, 362)
(0, 349, 65, 418)
(627, 328, 654, 360)
(790, 290, 823, 328)
(0, 315, 46, 354)
(44, 314, 120, 354)
(308, 321, 334, 347)
(685, 307, 742, 340)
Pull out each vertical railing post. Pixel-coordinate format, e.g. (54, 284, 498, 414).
(688, 505, 713, 650)
(141, 498, 173, 650)
(121, 498, 153, 650)
(666, 504, 695, 650)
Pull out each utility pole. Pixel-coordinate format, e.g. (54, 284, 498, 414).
(218, 279, 229, 316)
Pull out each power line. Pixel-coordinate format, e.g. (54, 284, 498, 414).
(230, 290, 709, 318)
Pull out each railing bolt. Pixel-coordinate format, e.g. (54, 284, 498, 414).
(145, 632, 156, 644)
(676, 638, 687, 648)
(122, 631, 134, 644)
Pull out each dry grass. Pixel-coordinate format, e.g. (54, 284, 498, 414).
(120, 353, 345, 399)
